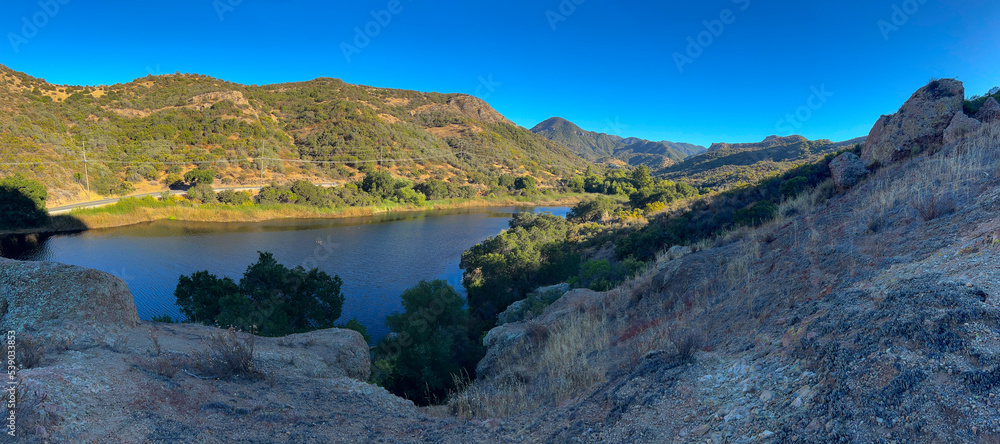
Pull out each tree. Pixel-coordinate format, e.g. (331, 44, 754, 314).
(184, 168, 216, 185)
(187, 183, 217, 203)
(361, 171, 396, 199)
(631, 165, 652, 189)
(375, 280, 481, 405)
(0, 175, 48, 229)
(217, 189, 252, 206)
(175, 252, 345, 336)
(567, 196, 619, 222)
(514, 175, 537, 193)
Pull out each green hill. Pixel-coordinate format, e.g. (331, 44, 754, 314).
(661, 135, 865, 190)
(0, 66, 586, 204)
(530, 117, 705, 168)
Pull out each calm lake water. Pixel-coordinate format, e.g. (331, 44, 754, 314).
(4, 207, 569, 342)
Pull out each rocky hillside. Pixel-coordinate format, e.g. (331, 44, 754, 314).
(662, 135, 866, 191)
(0, 66, 586, 205)
(531, 117, 705, 168)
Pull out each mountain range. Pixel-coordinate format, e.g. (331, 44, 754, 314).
(530, 117, 705, 168)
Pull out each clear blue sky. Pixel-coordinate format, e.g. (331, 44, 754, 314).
(2, 0, 998, 147)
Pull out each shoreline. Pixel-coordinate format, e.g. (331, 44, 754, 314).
(1, 194, 586, 238)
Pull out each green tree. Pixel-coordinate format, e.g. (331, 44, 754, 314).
(0, 175, 48, 229)
(187, 183, 217, 203)
(175, 252, 345, 336)
(567, 196, 619, 222)
(184, 168, 216, 185)
(374, 280, 481, 405)
(514, 175, 537, 193)
(631, 165, 652, 189)
(361, 171, 396, 199)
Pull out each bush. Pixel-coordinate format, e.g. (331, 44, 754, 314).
(0, 175, 48, 229)
(184, 168, 216, 185)
(733, 201, 778, 227)
(187, 183, 217, 203)
(217, 189, 252, 206)
(374, 280, 481, 405)
(567, 196, 618, 222)
(175, 252, 345, 336)
(193, 327, 262, 379)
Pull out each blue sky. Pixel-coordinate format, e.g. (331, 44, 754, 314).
(2, 0, 998, 147)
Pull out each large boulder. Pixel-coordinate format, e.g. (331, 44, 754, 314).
(258, 328, 371, 380)
(829, 152, 869, 191)
(976, 97, 1000, 123)
(0, 258, 140, 330)
(943, 111, 982, 145)
(860, 79, 964, 167)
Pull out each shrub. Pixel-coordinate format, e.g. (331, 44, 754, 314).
(184, 168, 216, 185)
(0, 175, 48, 229)
(733, 201, 778, 227)
(374, 280, 482, 405)
(193, 327, 262, 379)
(217, 189, 252, 206)
(175, 252, 345, 336)
(567, 196, 618, 222)
(186, 183, 217, 203)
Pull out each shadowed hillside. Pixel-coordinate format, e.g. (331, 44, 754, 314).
(531, 117, 705, 168)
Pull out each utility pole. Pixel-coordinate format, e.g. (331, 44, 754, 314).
(82, 139, 91, 195)
(259, 139, 264, 187)
(378, 145, 382, 172)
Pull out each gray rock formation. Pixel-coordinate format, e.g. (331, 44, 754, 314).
(861, 79, 964, 166)
(665, 245, 692, 261)
(259, 328, 371, 380)
(975, 97, 1000, 123)
(478, 289, 602, 378)
(829, 152, 869, 191)
(943, 111, 982, 145)
(0, 257, 140, 330)
(496, 283, 570, 325)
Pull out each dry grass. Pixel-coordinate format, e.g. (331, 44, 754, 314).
(15, 334, 47, 370)
(59, 194, 589, 231)
(448, 308, 611, 418)
(192, 328, 262, 380)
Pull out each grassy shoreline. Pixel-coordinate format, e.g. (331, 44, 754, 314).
(1, 194, 588, 237)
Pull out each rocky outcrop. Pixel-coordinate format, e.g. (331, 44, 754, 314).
(0, 257, 139, 330)
(665, 245, 692, 261)
(976, 97, 1000, 123)
(829, 152, 869, 191)
(446, 95, 513, 126)
(861, 79, 964, 166)
(496, 283, 570, 325)
(478, 289, 602, 378)
(944, 111, 983, 145)
(259, 328, 371, 380)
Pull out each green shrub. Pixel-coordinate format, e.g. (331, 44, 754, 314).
(187, 183, 217, 203)
(0, 175, 48, 229)
(374, 280, 481, 405)
(184, 168, 216, 185)
(175, 252, 345, 337)
(217, 189, 252, 206)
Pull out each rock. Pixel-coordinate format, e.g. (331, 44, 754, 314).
(860, 79, 964, 166)
(263, 328, 371, 380)
(496, 283, 571, 325)
(943, 111, 982, 145)
(976, 97, 1000, 123)
(0, 257, 139, 330)
(666, 245, 692, 261)
(828, 152, 868, 191)
(478, 289, 602, 378)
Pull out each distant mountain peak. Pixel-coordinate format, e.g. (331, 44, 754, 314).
(531, 117, 705, 168)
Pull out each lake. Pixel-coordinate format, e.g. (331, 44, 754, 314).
(3, 207, 569, 342)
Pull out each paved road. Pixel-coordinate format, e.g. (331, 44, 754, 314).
(48, 183, 337, 215)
